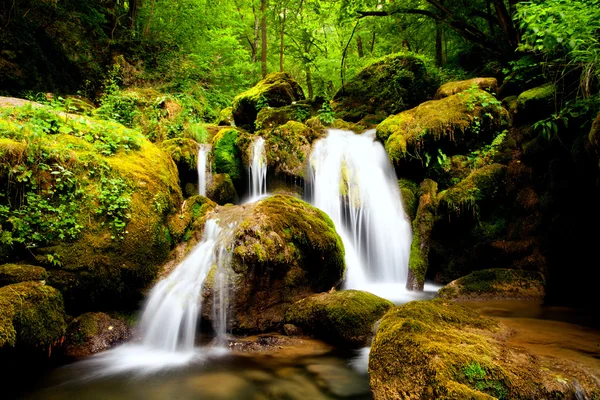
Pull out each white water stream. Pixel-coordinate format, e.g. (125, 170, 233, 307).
(309, 129, 413, 296)
(248, 136, 267, 201)
(198, 145, 211, 196)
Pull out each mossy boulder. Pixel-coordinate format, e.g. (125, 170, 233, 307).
(438, 268, 545, 301)
(435, 78, 498, 99)
(588, 112, 600, 156)
(0, 281, 66, 349)
(284, 290, 393, 347)
(398, 179, 419, 221)
(0, 264, 47, 286)
(255, 104, 312, 130)
(332, 54, 438, 122)
(377, 90, 509, 168)
(207, 173, 237, 205)
(166, 195, 216, 244)
(212, 127, 243, 183)
(201, 195, 345, 333)
(369, 299, 599, 399)
(232, 72, 305, 131)
(64, 312, 130, 357)
(439, 164, 507, 214)
(0, 104, 182, 312)
(330, 118, 367, 133)
(263, 121, 316, 179)
(217, 107, 234, 126)
(407, 180, 438, 291)
(516, 83, 556, 122)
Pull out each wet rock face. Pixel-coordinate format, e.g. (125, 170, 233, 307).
(284, 290, 393, 347)
(437, 268, 546, 301)
(369, 299, 600, 400)
(64, 312, 131, 357)
(200, 195, 345, 334)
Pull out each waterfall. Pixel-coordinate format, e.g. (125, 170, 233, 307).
(248, 136, 267, 200)
(86, 218, 235, 375)
(198, 145, 211, 196)
(309, 129, 412, 291)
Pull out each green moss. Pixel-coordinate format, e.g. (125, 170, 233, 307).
(161, 137, 199, 170)
(0, 264, 47, 286)
(439, 164, 507, 214)
(516, 84, 556, 121)
(232, 72, 305, 131)
(207, 173, 237, 205)
(438, 268, 546, 300)
(264, 121, 315, 179)
(0, 281, 66, 349)
(331, 118, 367, 133)
(376, 90, 509, 166)
(398, 179, 419, 221)
(332, 53, 439, 122)
(167, 195, 216, 243)
(284, 290, 393, 346)
(255, 104, 312, 130)
(217, 107, 234, 126)
(435, 78, 498, 99)
(212, 128, 243, 182)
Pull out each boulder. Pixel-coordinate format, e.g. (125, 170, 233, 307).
(64, 312, 130, 357)
(332, 54, 438, 122)
(588, 112, 600, 155)
(255, 103, 312, 130)
(0, 281, 66, 350)
(284, 290, 393, 347)
(201, 195, 345, 332)
(377, 90, 509, 168)
(217, 107, 234, 126)
(0, 264, 47, 286)
(398, 179, 419, 221)
(206, 173, 237, 205)
(232, 72, 305, 131)
(438, 268, 545, 301)
(516, 83, 556, 122)
(263, 121, 317, 179)
(369, 299, 599, 399)
(212, 128, 243, 183)
(435, 78, 498, 99)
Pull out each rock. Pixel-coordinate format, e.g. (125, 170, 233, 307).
(377, 90, 509, 169)
(0, 281, 66, 350)
(588, 112, 600, 155)
(207, 173, 237, 205)
(0, 264, 47, 286)
(438, 268, 545, 301)
(283, 323, 303, 336)
(65, 95, 95, 115)
(516, 83, 556, 122)
(64, 312, 130, 357)
(263, 121, 316, 180)
(212, 128, 244, 183)
(201, 195, 345, 333)
(284, 290, 393, 347)
(186, 372, 253, 399)
(435, 78, 498, 99)
(398, 179, 419, 222)
(332, 54, 438, 122)
(369, 299, 600, 399)
(255, 103, 312, 130)
(0, 103, 182, 312)
(407, 180, 438, 291)
(232, 72, 305, 131)
(166, 195, 216, 245)
(330, 118, 367, 133)
(266, 374, 329, 400)
(217, 107, 234, 126)
(306, 358, 371, 397)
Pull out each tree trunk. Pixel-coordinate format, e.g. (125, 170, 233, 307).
(127, 0, 140, 30)
(356, 34, 364, 57)
(492, 0, 518, 47)
(143, 0, 156, 37)
(435, 20, 443, 67)
(305, 67, 313, 99)
(370, 31, 376, 54)
(251, 3, 260, 63)
(486, 0, 495, 35)
(279, 8, 286, 72)
(260, 0, 268, 78)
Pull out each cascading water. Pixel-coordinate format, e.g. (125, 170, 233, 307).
(198, 144, 211, 196)
(84, 218, 235, 375)
(309, 129, 412, 296)
(248, 136, 267, 200)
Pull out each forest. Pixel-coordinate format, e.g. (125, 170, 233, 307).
(1, 0, 600, 399)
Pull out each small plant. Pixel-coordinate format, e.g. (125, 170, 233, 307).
(256, 94, 269, 111)
(533, 114, 568, 140)
(318, 101, 336, 125)
(295, 106, 310, 122)
(97, 177, 132, 240)
(425, 148, 450, 171)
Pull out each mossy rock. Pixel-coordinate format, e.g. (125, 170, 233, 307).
(0, 264, 47, 286)
(263, 121, 316, 179)
(330, 118, 367, 133)
(377, 90, 509, 167)
(0, 281, 66, 349)
(166, 195, 216, 244)
(65, 95, 95, 115)
(516, 83, 556, 122)
(332, 53, 439, 122)
(398, 179, 419, 221)
(438, 268, 545, 301)
(284, 290, 393, 347)
(64, 312, 130, 357)
(255, 104, 312, 130)
(439, 164, 507, 214)
(161, 137, 199, 169)
(201, 195, 345, 333)
(369, 299, 599, 399)
(0, 104, 182, 313)
(232, 72, 305, 131)
(435, 78, 498, 99)
(217, 107, 234, 126)
(588, 112, 600, 156)
(207, 173, 237, 205)
(212, 128, 243, 182)
(407, 180, 438, 291)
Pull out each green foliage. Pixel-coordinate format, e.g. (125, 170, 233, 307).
(97, 177, 132, 240)
(256, 95, 270, 111)
(462, 362, 509, 399)
(467, 130, 507, 168)
(317, 102, 336, 124)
